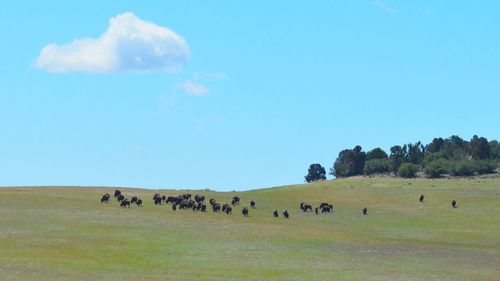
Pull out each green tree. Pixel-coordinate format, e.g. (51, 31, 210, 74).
(398, 163, 417, 178)
(366, 147, 388, 161)
(390, 145, 406, 173)
(363, 159, 390, 175)
(305, 163, 327, 182)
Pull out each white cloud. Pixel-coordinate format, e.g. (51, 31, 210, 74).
(373, 0, 399, 13)
(180, 81, 208, 96)
(36, 12, 190, 73)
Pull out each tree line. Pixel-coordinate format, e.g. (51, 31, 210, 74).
(305, 135, 500, 181)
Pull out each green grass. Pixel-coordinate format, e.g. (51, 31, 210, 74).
(0, 177, 499, 280)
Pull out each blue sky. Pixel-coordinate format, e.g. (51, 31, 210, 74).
(1, 1, 499, 190)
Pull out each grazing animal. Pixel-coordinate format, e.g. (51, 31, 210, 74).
(213, 204, 221, 212)
(363, 207, 368, 215)
(131, 196, 138, 204)
(283, 210, 289, 219)
(182, 193, 192, 200)
(201, 204, 207, 212)
(166, 196, 176, 204)
(250, 200, 256, 208)
(161, 195, 166, 202)
(273, 210, 278, 217)
(232, 196, 240, 205)
(136, 199, 142, 207)
(451, 200, 457, 208)
(120, 199, 131, 208)
(114, 190, 121, 198)
(319, 202, 330, 209)
(242, 207, 249, 217)
(222, 203, 229, 213)
(101, 194, 110, 203)
(301, 204, 312, 212)
(322, 206, 332, 213)
(154, 196, 162, 205)
(209, 199, 217, 207)
(172, 204, 177, 211)
(315, 207, 319, 214)
(225, 206, 232, 215)
(153, 193, 160, 200)
(117, 194, 125, 202)
(419, 195, 424, 202)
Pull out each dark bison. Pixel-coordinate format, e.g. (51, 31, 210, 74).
(363, 207, 368, 215)
(225, 206, 232, 215)
(232, 196, 240, 205)
(182, 193, 192, 200)
(101, 194, 110, 203)
(315, 207, 319, 214)
(117, 194, 125, 202)
(213, 204, 221, 212)
(153, 193, 160, 200)
(222, 203, 229, 213)
(120, 199, 131, 208)
(419, 195, 424, 202)
(194, 195, 205, 203)
(161, 195, 167, 202)
(273, 210, 278, 217)
(172, 204, 177, 211)
(201, 204, 207, 212)
(114, 190, 121, 198)
(136, 199, 142, 207)
(242, 207, 249, 217)
(451, 200, 457, 208)
(166, 196, 177, 204)
(209, 198, 217, 206)
(301, 204, 312, 212)
(131, 196, 138, 204)
(250, 200, 256, 208)
(283, 210, 289, 219)
(322, 206, 332, 213)
(154, 196, 162, 205)
(319, 202, 330, 209)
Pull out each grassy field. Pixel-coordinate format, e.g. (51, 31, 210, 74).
(0, 177, 499, 281)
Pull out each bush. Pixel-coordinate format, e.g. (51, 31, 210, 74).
(425, 159, 449, 178)
(474, 160, 496, 175)
(450, 161, 475, 176)
(398, 163, 417, 178)
(363, 159, 390, 175)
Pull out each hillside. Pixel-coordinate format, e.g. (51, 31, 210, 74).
(0, 178, 499, 281)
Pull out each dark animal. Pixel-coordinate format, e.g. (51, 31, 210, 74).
(363, 207, 368, 215)
(166, 196, 177, 204)
(120, 199, 130, 208)
(319, 202, 330, 209)
(315, 207, 319, 215)
(451, 200, 457, 208)
(201, 204, 207, 212)
(322, 206, 332, 213)
(231, 198, 238, 206)
(153, 193, 160, 200)
(283, 210, 289, 219)
(131, 196, 138, 204)
(101, 194, 110, 203)
(172, 204, 177, 211)
(273, 210, 278, 217)
(154, 196, 162, 205)
(232, 196, 240, 205)
(225, 206, 232, 215)
(161, 195, 166, 202)
(114, 190, 121, 198)
(222, 203, 229, 213)
(419, 195, 424, 202)
(301, 204, 312, 212)
(136, 199, 142, 207)
(209, 199, 217, 206)
(213, 204, 221, 212)
(182, 193, 192, 200)
(117, 194, 125, 202)
(250, 200, 256, 208)
(194, 195, 205, 203)
(242, 207, 249, 217)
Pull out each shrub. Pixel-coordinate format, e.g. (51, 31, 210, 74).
(474, 160, 496, 175)
(450, 161, 475, 176)
(424, 159, 449, 178)
(363, 159, 390, 175)
(398, 163, 417, 178)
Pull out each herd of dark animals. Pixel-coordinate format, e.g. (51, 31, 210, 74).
(101, 190, 459, 218)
